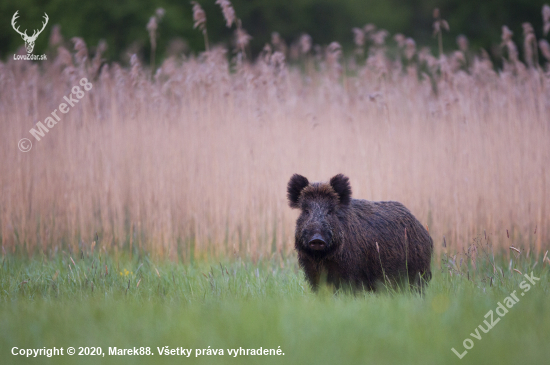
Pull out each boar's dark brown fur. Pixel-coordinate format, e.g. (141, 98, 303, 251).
(287, 173, 432, 292)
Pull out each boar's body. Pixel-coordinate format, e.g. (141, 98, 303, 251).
(288, 174, 432, 292)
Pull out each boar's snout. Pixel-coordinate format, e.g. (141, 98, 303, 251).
(308, 233, 327, 250)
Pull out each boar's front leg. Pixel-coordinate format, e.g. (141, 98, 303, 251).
(298, 255, 321, 291)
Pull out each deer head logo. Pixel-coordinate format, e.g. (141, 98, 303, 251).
(11, 11, 49, 54)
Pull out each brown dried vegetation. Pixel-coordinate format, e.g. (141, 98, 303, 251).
(1, 6, 549, 260)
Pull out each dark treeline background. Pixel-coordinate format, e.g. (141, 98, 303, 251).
(1, 0, 549, 63)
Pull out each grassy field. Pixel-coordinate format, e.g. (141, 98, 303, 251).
(1, 247, 549, 365)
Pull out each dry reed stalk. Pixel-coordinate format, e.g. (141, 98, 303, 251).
(146, 8, 165, 74)
(271, 32, 287, 55)
(432, 8, 449, 58)
(543, 5, 550, 36)
(501, 26, 519, 65)
(191, 2, 209, 51)
(235, 19, 252, 58)
(352, 27, 365, 56)
(539, 40, 550, 63)
(216, 0, 236, 28)
(522, 23, 538, 67)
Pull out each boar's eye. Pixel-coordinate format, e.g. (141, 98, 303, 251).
(303, 208, 310, 214)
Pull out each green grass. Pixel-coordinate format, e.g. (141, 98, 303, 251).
(0, 250, 549, 365)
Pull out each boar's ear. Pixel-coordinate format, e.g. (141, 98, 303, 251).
(330, 174, 352, 205)
(287, 174, 309, 208)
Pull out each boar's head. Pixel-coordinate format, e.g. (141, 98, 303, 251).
(287, 173, 351, 257)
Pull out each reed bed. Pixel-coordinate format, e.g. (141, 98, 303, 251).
(1, 17, 549, 260)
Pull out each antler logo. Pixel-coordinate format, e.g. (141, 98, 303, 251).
(11, 11, 49, 54)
